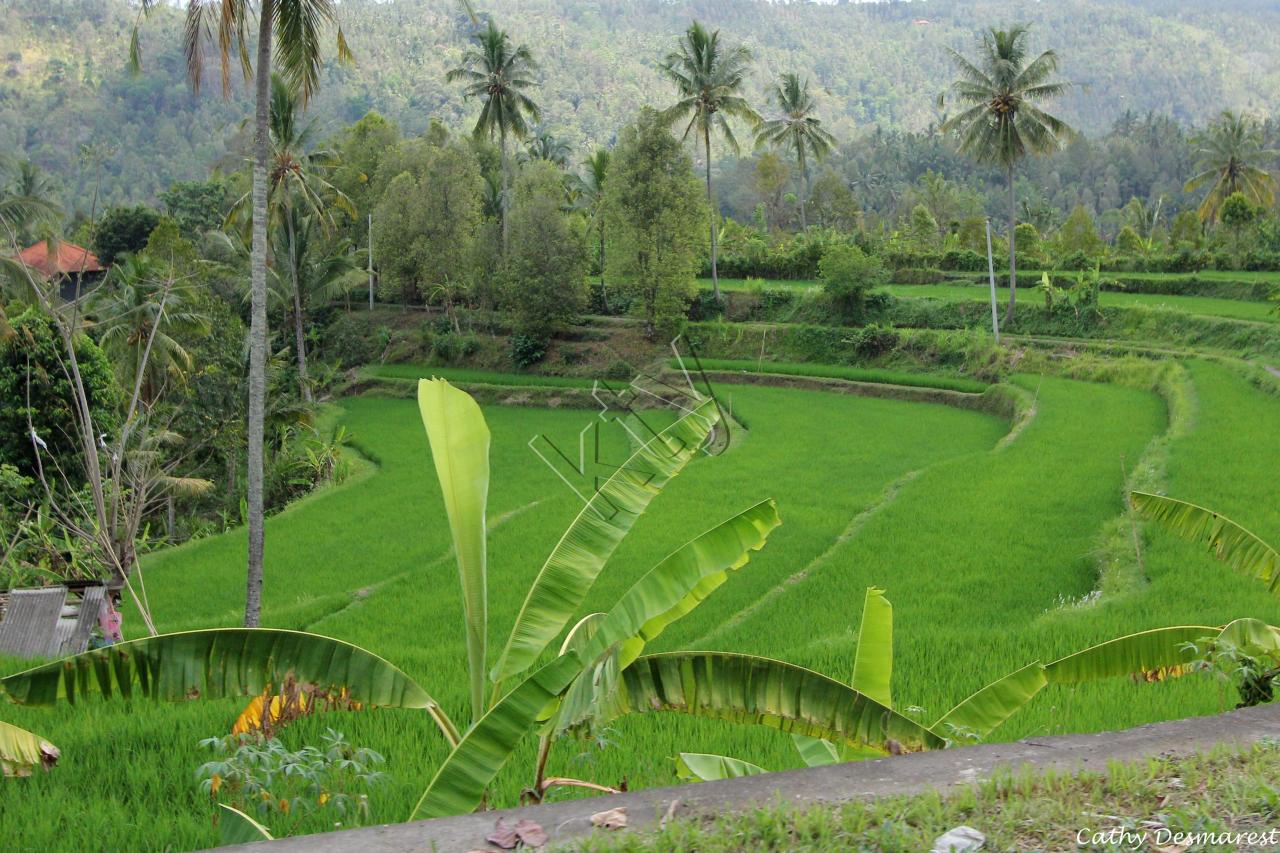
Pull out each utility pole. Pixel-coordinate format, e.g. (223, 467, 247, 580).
(984, 217, 1000, 345)
(367, 213, 374, 311)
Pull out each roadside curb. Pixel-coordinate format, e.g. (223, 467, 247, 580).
(221, 703, 1280, 852)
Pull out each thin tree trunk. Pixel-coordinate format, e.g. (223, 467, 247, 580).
(245, 1, 273, 629)
(500, 127, 509, 253)
(704, 123, 720, 301)
(1006, 165, 1017, 324)
(287, 212, 312, 404)
(598, 217, 608, 312)
(798, 145, 808, 231)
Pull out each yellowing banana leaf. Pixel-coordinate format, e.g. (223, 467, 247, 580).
(217, 804, 273, 845)
(492, 398, 719, 689)
(851, 587, 892, 708)
(1131, 492, 1280, 592)
(676, 752, 766, 781)
(0, 719, 58, 777)
(1044, 626, 1217, 684)
(0, 628, 459, 746)
(581, 499, 781, 669)
(618, 652, 945, 753)
(410, 652, 582, 820)
(418, 378, 490, 725)
(931, 662, 1047, 742)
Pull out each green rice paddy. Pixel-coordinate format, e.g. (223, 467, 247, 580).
(7, 362, 1280, 851)
(673, 357, 990, 393)
(704, 277, 1280, 322)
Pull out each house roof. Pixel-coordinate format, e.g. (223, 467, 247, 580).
(17, 241, 105, 279)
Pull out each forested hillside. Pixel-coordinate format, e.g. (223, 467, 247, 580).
(5, 0, 1280, 212)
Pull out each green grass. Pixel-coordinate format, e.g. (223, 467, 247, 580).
(885, 284, 1280, 323)
(703, 277, 1279, 321)
(572, 742, 1280, 852)
(673, 357, 989, 393)
(365, 363, 599, 387)
(9, 363, 1280, 851)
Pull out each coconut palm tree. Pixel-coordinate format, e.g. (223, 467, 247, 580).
(755, 73, 837, 231)
(572, 149, 610, 308)
(1185, 111, 1277, 223)
(269, 205, 356, 398)
(942, 25, 1072, 323)
(92, 253, 209, 408)
(522, 129, 571, 168)
(446, 20, 540, 251)
(661, 21, 760, 301)
(0, 157, 62, 245)
(131, 0, 352, 627)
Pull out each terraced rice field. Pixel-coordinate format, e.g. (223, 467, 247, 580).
(704, 277, 1279, 322)
(7, 364, 1280, 850)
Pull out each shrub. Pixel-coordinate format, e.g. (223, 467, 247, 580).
(319, 314, 379, 365)
(509, 333, 547, 369)
(431, 331, 480, 364)
(820, 243, 888, 323)
(940, 249, 986, 272)
(603, 360, 633, 382)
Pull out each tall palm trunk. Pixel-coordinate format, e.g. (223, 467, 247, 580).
(704, 122, 720, 301)
(1006, 165, 1017, 323)
(499, 127, 509, 252)
(244, 0, 274, 628)
(286, 211, 312, 404)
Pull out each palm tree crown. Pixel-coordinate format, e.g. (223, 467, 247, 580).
(1184, 111, 1277, 222)
(446, 19, 540, 250)
(661, 21, 759, 155)
(942, 24, 1072, 322)
(660, 20, 758, 299)
(755, 73, 837, 230)
(942, 25, 1072, 170)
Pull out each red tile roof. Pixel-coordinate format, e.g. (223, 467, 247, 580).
(17, 241, 105, 279)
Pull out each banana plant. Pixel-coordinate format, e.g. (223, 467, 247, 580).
(675, 587, 1032, 780)
(1131, 491, 1280, 593)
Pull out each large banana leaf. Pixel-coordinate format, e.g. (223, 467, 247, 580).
(676, 752, 766, 781)
(1217, 618, 1280, 657)
(552, 500, 780, 737)
(0, 719, 58, 777)
(410, 652, 582, 820)
(217, 805, 273, 845)
(492, 399, 719, 689)
(418, 378, 490, 724)
(581, 499, 781, 669)
(617, 652, 945, 753)
(0, 629, 460, 745)
(1131, 492, 1280, 592)
(851, 587, 892, 708)
(930, 662, 1047, 741)
(1044, 626, 1217, 684)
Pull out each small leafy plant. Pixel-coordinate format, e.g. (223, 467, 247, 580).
(197, 729, 386, 837)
